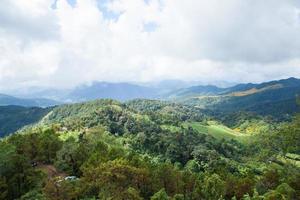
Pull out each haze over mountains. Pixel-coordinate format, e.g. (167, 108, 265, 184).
(68, 82, 158, 102)
(2, 80, 197, 103)
(1, 77, 300, 107)
(0, 93, 60, 107)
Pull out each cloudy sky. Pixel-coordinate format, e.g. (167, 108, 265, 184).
(0, 0, 300, 90)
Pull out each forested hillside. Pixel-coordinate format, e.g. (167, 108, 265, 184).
(168, 78, 300, 120)
(0, 99, 299, 200)
(0, 106, 51, 137)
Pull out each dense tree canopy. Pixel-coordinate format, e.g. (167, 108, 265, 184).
(0, 99, 299, 199)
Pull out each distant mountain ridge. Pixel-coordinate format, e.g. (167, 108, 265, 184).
(2, 77, 300, 113)
(222, 77, 300, 94)
(168, 77, 300, 120)
(5, 82, 160, 103)
(166, 85, 224, 98)
(166, 77, 300, 98)
(0, 93, 60, 107)
(68, 82, 158, 101)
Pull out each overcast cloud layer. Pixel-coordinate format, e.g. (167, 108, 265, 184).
(0, 0, 300, 90)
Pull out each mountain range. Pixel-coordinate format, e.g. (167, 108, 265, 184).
(0, 77, 299, 137)
(68, 82, 158, 101)
(1, 78, 300, 118)
(168, 77, 300, 120)
(166, 77, 300, 98)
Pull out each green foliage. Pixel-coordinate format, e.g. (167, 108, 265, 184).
(151, 188, 169, 200)
(172, 194, 184, 200)
(0, 141, 45, 199)
(122, 187, 144, 200)
(225, 175, 255, 200)
(20, 189, 47, 200)
(0, 177, 8, 200)
(0, 99, 299, 199)
(275, 183, 296, 199)
(202, 173, 226, 200)
(82, 158, 150, 198)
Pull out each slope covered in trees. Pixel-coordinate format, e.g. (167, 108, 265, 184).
(167, 77, 300, 120)
(0, 99, 299, 199)
(0, 106, 51, 137)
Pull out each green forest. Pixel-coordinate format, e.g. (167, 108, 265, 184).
(0, 99, 299, 200)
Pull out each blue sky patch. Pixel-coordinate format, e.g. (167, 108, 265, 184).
(67, 0, 77, 7)
(143, 22, 159, 32)
(97, 0, 122, 21)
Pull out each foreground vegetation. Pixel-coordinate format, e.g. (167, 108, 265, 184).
(0, 99, 299, 199)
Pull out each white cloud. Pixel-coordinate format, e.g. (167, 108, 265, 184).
(0, 0, 300, 91)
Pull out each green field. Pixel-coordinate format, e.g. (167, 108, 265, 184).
(161, 124, 182, 132)
(161, 121, 252, 143)
(183, 121, 251, 143)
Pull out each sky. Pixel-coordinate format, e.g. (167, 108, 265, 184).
(0, 0, 300, 91)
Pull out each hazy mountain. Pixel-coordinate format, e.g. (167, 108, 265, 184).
(68, 82, 158, 101)
(3, 78, 300, 108)
(0, 93, 60, 107)
(3, 80, 239, 103)
(165, 85, 225, 99)
(5, 87, 72, 102)
(146, 80, 201, 90)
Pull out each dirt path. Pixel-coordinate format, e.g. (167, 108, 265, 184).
(37, 164, 67, 179)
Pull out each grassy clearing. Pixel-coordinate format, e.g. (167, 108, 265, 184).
(161, 124, 182, 132)
(183, 121, 251, 143)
